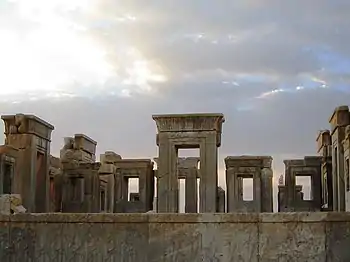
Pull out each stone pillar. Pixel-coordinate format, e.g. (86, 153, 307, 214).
(199, 133, 218, 213)
(99, 151, 121, 213)
(316, 130, 333, 210)
(1, 114, 54, 212)
(153, 114, 224, 213)
(157, 134, 178, 213)
(49, 155, 62, 212)
(329, 105, 350, 211)
(185, 168, 198, 213)
(343, 126, 350, 211)
(217, 187, 225, 212)
(0, 145, 18, 194)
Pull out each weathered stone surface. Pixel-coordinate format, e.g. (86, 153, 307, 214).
(0, 213, 347, 261)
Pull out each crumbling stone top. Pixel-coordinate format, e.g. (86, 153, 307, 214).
(152, 113, 225, 133)
(316, 130, 331, 151)
(225, 156, 272, 168)
(1, 114, 54, 130)
(100, 151, 122, 164)
(329, 105, 350, 129)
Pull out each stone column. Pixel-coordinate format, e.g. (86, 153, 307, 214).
(261, 164, 273, 212)
(199, 133, 218, 213)
(329, 105, 350, 211)
(185, 169, 198, 213)
(1, 114, 54, 212)
(156, 134, 179, 213)
(316, 130, 333, 210)
(343, 126, 350, 211)
(217, 187, 225, 212)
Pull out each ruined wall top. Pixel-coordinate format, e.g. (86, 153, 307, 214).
(224, 156, 272, 169)
(74, 134, 97, 155)
(152, 113, 225, 133)
(1, 114, 54, 141)
(329, 105, 350, 132)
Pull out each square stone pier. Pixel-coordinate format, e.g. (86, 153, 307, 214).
(329, 105, 350, 211)
(316, 130, 333, 210)
(225, 156, 273, 213)
(154, 157, 200, 213)
(1, 114, 54, 212)
(153, 113, 225, 213)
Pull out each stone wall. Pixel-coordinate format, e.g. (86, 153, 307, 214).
(0, 212, 349, 261)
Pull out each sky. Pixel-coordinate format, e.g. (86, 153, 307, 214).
(1, 0, 350, 211)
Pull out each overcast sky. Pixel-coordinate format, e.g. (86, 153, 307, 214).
(1, 0, 350, 210)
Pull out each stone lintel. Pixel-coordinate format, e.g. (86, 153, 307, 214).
(74, 134, 97, 155)
(225, 156, 272, 169)
(329, 105, 350, 133)
(284, 156, 322, 167)
(154, 157, 199, 169)
(152, 113, 225, 133)
(115, 159, 153, 169)
(0, 145, 18, 157)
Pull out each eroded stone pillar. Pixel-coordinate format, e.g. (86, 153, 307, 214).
(225, 156, 273, 213)
(1, 114, 54, 212)
(329, 105, 350, 211)
(99, 151, 121, 213)
(343, 126, 350, 211)
(153, 114, 224, 213)
(49, 155, 62, 212)
(217, 187, 225, 212)
(316, 130, 333, 210)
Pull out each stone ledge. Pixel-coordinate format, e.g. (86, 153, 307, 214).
(2, 212, 350, 223)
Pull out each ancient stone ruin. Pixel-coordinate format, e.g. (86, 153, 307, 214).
(0, 109, 350, 261)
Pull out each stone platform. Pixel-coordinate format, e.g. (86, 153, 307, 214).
(0, 212, 349, 261)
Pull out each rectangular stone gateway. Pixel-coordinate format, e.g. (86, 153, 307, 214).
(114, 159, 154, 213)
(153, 113, 225, 213)
(225, 156, 273, 213)
(282, 156, 322, 212)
